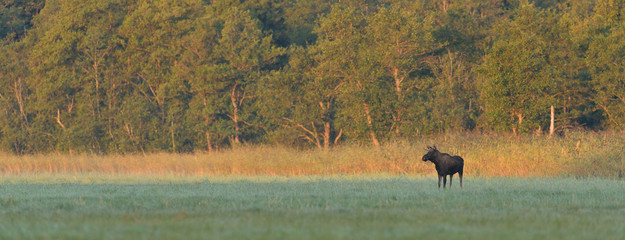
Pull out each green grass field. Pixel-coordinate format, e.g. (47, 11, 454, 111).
(1, 176, 624, 239)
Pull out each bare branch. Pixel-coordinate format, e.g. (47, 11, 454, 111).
(282, 117, 315, 137)
(55, 109, 66, 130)
(334, 128, 343, 145)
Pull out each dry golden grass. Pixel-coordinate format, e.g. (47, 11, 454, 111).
(1, 131, 623, 178)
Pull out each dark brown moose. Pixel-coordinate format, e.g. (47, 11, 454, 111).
(422, 146, 464, 189)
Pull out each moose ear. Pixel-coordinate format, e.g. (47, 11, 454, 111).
(433, 145, 438, 150)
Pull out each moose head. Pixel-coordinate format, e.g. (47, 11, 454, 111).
(421, 145, 439, 162)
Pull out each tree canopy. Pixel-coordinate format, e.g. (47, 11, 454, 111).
(1, 0, 624, 153)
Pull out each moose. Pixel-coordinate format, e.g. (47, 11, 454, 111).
(422, 146, 464, 189)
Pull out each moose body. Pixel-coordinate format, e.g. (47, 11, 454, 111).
(422, 146, 463, 189)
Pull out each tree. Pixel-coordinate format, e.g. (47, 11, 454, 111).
(118, 0, 204, 151)
(23, 0, 132, 153)
(176, 8, 224, 152)
(313, 6, 385, 146)
(2, 0, 622, 153)
(428, 51, 478, 132)
(0, 40, 32, 153)
(258, 46, 342, 150)
(0, 0, 45, 40)
(216, 7, 282, 145)
(366, 3, 441, 137)
(586, 0, 625, 129)
(480, 4, 576, 134)
(280, 0, 333, 46)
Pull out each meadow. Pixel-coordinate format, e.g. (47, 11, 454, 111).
(1, 131, 624, 239)
(1, 131, 624, 177)
(0, 176, 624, 240)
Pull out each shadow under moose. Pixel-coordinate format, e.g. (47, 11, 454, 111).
(422, 146, 464, 189)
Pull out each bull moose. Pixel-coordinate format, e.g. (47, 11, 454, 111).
(422, 146, 464, 189)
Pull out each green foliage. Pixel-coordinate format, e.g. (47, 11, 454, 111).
(479, 4, 581, 133)
(0, 42, 30, 153)
(0, 0, 44, 40)
(365, 5, 439, 136)
(1, 0, 625, 153)
(585, 0, 625, 129)
(587, 24, 625, 128)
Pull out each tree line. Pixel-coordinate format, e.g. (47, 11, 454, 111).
(1, 0, 624, 154)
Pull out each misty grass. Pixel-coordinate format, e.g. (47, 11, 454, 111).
(1, 132, 622, 239)
(0, 177, 624, 240)
(1, 131, 624, 178)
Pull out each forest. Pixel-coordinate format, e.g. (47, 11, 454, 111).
(1, 0, 624, 154)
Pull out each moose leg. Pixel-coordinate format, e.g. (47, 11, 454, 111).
(438, 176, 442, 188)
(459, 170, 463, 188)
(449, 174, 453, 188)
(442, 175, 447, 189)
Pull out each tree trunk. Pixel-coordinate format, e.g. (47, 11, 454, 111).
(171, 120, 176, 151)
(363, 103, 380, 146)
(230, 85, 241, 145)
(549, 105, 555, 137)
(55, 109, 66, 130)
(107, 83, 115, 141)
(202, 92, 214, 152)
(334, 128, 343, 145)
(513, 112, 523, 135)
(14, 79, 27, 122)
(311, 122, 322, 150)
(232, 110, 240, 145)
(392, 67, 403, 137)
(206, 131, 213, 152)
(323, 121, 331, 150)
(93, 61, 100, 118)
(319, 100, 333, 150)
